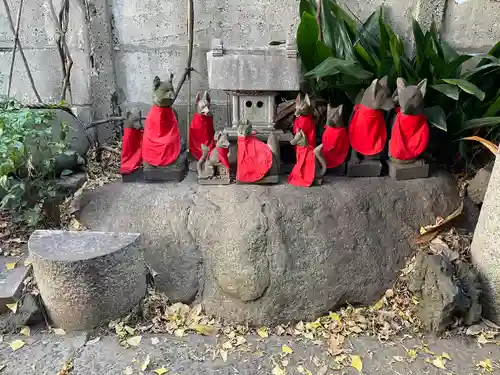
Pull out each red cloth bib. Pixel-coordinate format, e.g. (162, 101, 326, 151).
(389, 108, 429, 160)
(348, 104, 387, 156)
(236, 136, 273, 182)
(322, 126, 349, 168)
(189, 113, 215, 160)
(142, 106, 181, 166)
(120, 128, 143, 174)
(211, 146, 231, 170)
(288, 145, 316, 187)
(293, 115, 316, 146)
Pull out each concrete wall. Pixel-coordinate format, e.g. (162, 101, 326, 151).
(1, 0, 499, 140)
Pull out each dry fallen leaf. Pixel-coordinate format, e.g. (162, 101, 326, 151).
(57, 360, 73, 375)
(222, 341, 233, 350)
(282, 344, 293, 354)
(154, 368, 168, 375)
(123, 366, 133, 375)
(126, 336, 142, 347)
(257, 327, 269, 338)
(350, 355, 363, 373)
(271, 366, 285, 375)
(441, 352, 451, 360)
(141, 354, 151, 371)
(6, 302, 18, 313)
(426, 357, 446, 370)
(328, 334, 345, 356)
(6, 261, 17, 270)
(0, 363, 5, 372)
(220, 349, 228, 362)
(24, 259, 33, 267)
(174, 329, 185, 337)
(151, 337, 160, 345)
(235, 336, 246, 346)
(477, 358, 494, 373)
(53, 328, 66, 335)
(10, 339, 25, 351)
(20, 326, 30, 336)
(86, 337, 101, 345)
(189, 324, 215, 336)
(317, 365, 328, 375)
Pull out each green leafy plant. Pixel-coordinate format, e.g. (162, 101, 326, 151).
(297, 0, 500, 168)
(0, 100, 72, 225)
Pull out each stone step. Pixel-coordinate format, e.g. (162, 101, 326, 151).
(0, 256, 31, 314)
(28, 230, 146, 331)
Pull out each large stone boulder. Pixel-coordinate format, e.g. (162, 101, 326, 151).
(79, 172, 460, 325)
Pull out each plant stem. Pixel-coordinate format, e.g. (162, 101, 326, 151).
(2, 0, 41, 102)
(7, 0, 24, 98)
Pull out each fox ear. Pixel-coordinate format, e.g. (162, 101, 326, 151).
(417, 78, 427, 97)
(203, 91, 211, 102)
(337, 104, 343, 117)
(153, 76, 161, 90)
(195, 92, 201, 104)
(304, 93, 311, 106)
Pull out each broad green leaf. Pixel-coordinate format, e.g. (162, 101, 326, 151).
(430, 84, 460, 100)
(389, 34, 402, 76)
(333, 16, 356, 60)
(424, 106, 447, 131)
(429, 20, 444, 58)
(356, 8, 381, 50)
(412, 19, 426, 66)
(441, 79, 486, 101)
(299, 0, 315, 16)
(442, 55, 472, 78)
(485, 92, 500, 117)
(461, 117, 500, 131)
(478, 40, 500, 67)
(353, 41, 375, 69)
(461, 63, 500, 80)
(304, 57, 373, 79)
(441, 40, 459, 63)
(320, 0, 336, 50)
(379, 11, 390, 57)
(314, 40, 334, 65)
(297, 12, 319, 71)
(328, 0, 359, 36)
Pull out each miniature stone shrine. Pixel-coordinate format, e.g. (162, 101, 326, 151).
(347, 77, 394, 177)
(142, 75, 188, 182)
(206, 39, 300, 141)
(197, 131, 231, 184)
(388, 78, 430, 180)
(288, 129, 326, 186)
(120, 111, 144, 182)
(321, 104, 349, 175)
(189, 91, 215, 162)
(236, 120, 280, 184)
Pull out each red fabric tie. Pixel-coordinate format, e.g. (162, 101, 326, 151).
(389, 108, 429, 160)
(321, 126, 349, 168)
(189, 113, 215, 160)
(288, 145, 316, 187)
(293, 115, 316, 147)
(142, 106, 181, 166)
(120, 128, 143, 174)
(348, 104, 387, 156)
(236, 136, 273, 182)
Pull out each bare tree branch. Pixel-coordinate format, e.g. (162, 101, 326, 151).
(2, 0, 42, 102)
(173, 0, 194, 102)
(7, 0, 24, 98)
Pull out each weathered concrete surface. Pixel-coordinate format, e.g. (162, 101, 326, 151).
(80, 172, 460, 325)
(28, 230, 147, 331)
(0, 332, 499, 374)
(0, 257, 30, 314)
(471, 154, 500, 324)
(442, 0, 500, 52)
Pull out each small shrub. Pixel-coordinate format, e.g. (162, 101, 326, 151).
(0, 100, 73, 226)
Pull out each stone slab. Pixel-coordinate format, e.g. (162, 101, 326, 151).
(143, 154, 188, 183)
(467, 164, 492, 205)
(207, 49, 301, 91)
(471, 154, 500, 323)
(0, 257, 30, 314)
(388, 160, 430, 181)
(80, 172, 460, 324)
(326, 163, 347, 176)
(122, 168, 145, 183)
(346, 160, 383, 177)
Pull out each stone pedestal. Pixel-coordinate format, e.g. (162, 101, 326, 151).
(388, 160, 429, 181)
(347, 160, 382, 177)
(0, 257, 30, 314)
(28, 230, 146, 331)
(143, 153, 188, 182)
(122, 168, 144, 183)
(471, 154, 500, 323)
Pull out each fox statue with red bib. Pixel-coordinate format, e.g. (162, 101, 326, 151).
(142, 74, 188, 182)
(388, 78, 430, 180)
(347, 76, 394, 177)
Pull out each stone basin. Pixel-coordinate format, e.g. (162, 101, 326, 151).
(79, 172, 460, 325)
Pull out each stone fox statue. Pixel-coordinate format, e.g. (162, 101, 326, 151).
(142, 74, 187, 181)
(348, 76, 394, 162)
(289, 129, 327, 186)
(189, 91, 215, 161)
(389, 78, 429, 162)
(120, 111, 144, 181)
(236, 120, 280, 184)
(293, 93, 316, 147)
(197, 131, 231, 184)
(321, 104, 350, 169)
